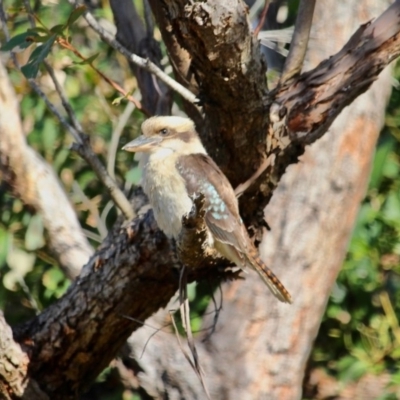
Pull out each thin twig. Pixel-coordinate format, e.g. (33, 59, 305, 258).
(44, 60, 83, 131)
(107, 100, 136, 181)
(68, 0, 199, 105)
(280, 0, 316, 84)
(72, 141, 135, 219)
(81, 228, 102, 243)
(249, 0, 265, 20)
(177, 267, 211, 400)
(56, 37, 148, 114)
(119, 313, 174, 359)
(100, 200, 115, 230)
(254, 0, 270, 37)
(234, 154, 275, 197)
(170, 308, 211, 400)
(202, 282, 223, 342)
(18, 277, 41, 314)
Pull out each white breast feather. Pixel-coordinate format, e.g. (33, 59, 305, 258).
(142, 153, 193, 238)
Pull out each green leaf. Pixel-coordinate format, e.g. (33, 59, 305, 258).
(42, 268, 64, 291)
(337, 356, 368, 382)
(369, 136, 396, 190)
(112, 95, 125, 106)
(49, 24, 66, 35)
(1, 31, 39, 52)
(4, 248, 36, 291)
(42, 118, 58, 154)
(383, 155, 400, 179)
(43, 267, 69, 299)
(21, 34, 56, 79)
(53, 148, 70, 171)
(27, 27, 50, 34)
(0, 228, 10, 267)
(73, 53, 99, 66)
(25, 214, 45, 251)
(66, 5, 86, 27)
(382, 192, 400, 226)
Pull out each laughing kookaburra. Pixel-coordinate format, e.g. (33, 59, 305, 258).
(123, 116, 292, 303)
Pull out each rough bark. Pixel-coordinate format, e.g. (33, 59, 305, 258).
(0, 312, 48, 400)
(0, 0, 397, 399)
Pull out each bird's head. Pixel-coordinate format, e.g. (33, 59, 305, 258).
(123, 116, 205, 156)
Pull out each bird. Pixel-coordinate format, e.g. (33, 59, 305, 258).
(123, 116, 292, 303)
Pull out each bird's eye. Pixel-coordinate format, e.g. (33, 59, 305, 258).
(159, 128, 168, 135)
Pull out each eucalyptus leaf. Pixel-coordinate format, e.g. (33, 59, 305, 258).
(1, 31, 39, 52)
(66, 5, 86, 27)
(21, 34, 56, 79)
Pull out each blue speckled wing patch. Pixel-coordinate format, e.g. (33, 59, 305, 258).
(176, 153, 250, 252)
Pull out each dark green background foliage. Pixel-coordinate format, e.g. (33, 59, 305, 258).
(0, 2, 399, 399)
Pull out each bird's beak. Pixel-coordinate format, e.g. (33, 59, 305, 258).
(122, 135, 161, 152)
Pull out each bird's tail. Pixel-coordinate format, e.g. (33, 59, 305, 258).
(246, 250, 292, 304)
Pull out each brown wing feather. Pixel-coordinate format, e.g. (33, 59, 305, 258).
(176, 154, 250, 252)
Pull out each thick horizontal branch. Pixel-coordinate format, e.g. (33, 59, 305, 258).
(12, 190, 232, 399)
(275, 0, 400, 143)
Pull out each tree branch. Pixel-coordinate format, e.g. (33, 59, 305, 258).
(12, 189, 233, 398)
(0, 58, 92, 279)
(280, 0, 316, 83)
(121, 2, 395, 398)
